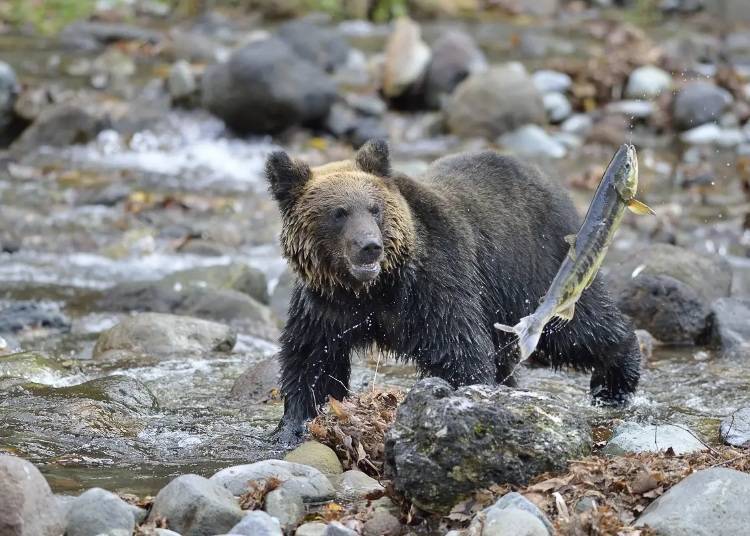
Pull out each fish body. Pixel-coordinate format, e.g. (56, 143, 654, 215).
(495, 144, 653, 361)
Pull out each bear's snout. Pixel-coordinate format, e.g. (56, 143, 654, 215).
(345, 219, 384, 283)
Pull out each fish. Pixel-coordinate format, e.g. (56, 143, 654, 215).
(494, 143, 653, 362)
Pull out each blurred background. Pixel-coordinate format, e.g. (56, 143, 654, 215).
(0, 0, 749, 499)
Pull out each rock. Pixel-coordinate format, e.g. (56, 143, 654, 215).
(277, 20, 350, 73)
(93, 313, 236, 358)
(382, 17, 431, 99)
(531, 69, 572, 94)
(162, 264, 270, 305)
(710, 297, 750, 354)
(202, 37, 336, 134)
(324, 522, 358, 536)
(264, 487, 305, 530)
(603, 422, 706, 455)
(680, 123, 722, 144)
(60, 21, 162, 49)
(446, 63, 546, 138)
(363, 510, 400, 536)
(424, 30, 487, 109)
(606, 100, 656, 119)
(498, 124, 566, 158)
(0, 61, 19, 136)
(65, 488, 139, 536)
(479, 508, 549, 536)
(561, 114, 593, 137)
(0, 456, 66, 536)
(210, 460, 335, 501)
(0, 300, 71, 334)
(228, 510, 283, 536)
(635, 468, 750, 535)
(487, 492, 554, 534)
(168, 60, 198, 103)
(296, 522, 327, 536)
(385, 378, 590, 513)
(625, 65, 673, 99)
(720, 408, 750, 448)
(324, 102, 389, 147)
(542, 92, 571, 123)
(335, 470, 384, 500)
(148, 474, 243, 536)
(41, 375, 158, 412)
(284, 441, 343, 475)
(344, 93, 387, 117)
(673, 81, 733, 130)
(10, 103, 108, 154)
(154, 530, 182, 536)
(230, 358, 280, 403)
(271, 269, 297, 323)
(519, 32, 575, 58)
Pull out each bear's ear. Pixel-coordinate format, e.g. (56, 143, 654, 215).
(266, 151, 311, 208)
(355, 139, 391, 178)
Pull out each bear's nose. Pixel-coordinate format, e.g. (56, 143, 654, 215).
(355, 238, 383, 263)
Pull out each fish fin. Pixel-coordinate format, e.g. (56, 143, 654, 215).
(627, 199, 655, 215)
(564, 234, 577, 260)
(555, 303, 576, 321)
(494, 314, 545, 362)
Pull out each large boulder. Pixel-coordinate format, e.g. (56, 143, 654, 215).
(0, 456, 66, 536)
(65, 488, 142, 536)
(709, 297, 750, 355)
(445, 63, 545, 139)
(672, 81, 732, 130)
(384, 378, 590, 513)
(202, 37, 337, 134)
(277, 19, 350, 73)
(148, 474, 243, 536)
(382, 17, 431, 100)
(93, 312, 236, 358)
(423, 30, 486, 109)
(635, 468, 750, 535)
(606, 244, 732, 344)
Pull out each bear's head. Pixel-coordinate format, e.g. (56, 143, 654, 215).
(266, 140, 415, 294)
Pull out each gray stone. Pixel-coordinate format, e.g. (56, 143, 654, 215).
(284, 441, 343, 475)
(710, 297, 750, 354)
(93, 313, 236, 358)
(229, 510, 283, 536)
(148, 474, 243, 536)
(673, 81, 733, 130)
(296, 522, 327, 536)
(161, 263, 269, 305)
(0, 300, 71, 334)
(482, 508, 549, 536)
(264, 487, 305, 530)
(60, 21, 162, 48)
(542, 92, 572, 123)
(532, 69, 572, 94)
(680, 123, 723, 144)
(0, 61, 19, 135)
(606, 99, 656, 119)
(202, 37, 336, 134)
(324, 522, 358, 536)
(625, 65, 673, 99)
(0, 456, 65, 536)
(154, 530, 182, 536)
(363, 510, 400, 536)
(424, 30, 487, 109)
(335, 470, 384, 500)
(210, 460, 335, 501)
(277, 20, 350, 73)
(603, 422, 706, 455)
(561, 114, 593, 137)
(10, 103, 109, 154)
(0, 351, 68, 382)
(720, 408, 750, 448)
(382, 17, 431, 99)
(635, 468, 750, 535)
(499, 124, 566, 158)
(230, 358, 280, 403)
(385, 378, 590, 513)
(168, 60, 197, 101)
(446, 63, 546, 138)
(489, 492, 554, 534)
(65, 488, 137, 536)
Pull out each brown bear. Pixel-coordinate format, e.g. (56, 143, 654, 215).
(266, 140, 641, 442)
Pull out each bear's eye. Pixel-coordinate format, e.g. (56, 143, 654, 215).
(332, 207, 348, 222)
(369, 205, 380, 216)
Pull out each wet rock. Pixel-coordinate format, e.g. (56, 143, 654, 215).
(296, 522, 327, 536)
(10, 103, 109, 154)
(542, 92, 572, 123)
(672, 81, 733, 130)
(0, 456, 66, 536)
(709, 297, 750, 355)
(720, 408, 750, 448)
(168, 60, 198, 104)
(0, 351, 68, 382)
(93, 313, 236, 358)
(271, 269, 297, 323)
(424, 30, 487, 109)
(0, 300, 71, 334)
(59, 21, 163, 49)
(163, 264, 269, 305)
(202, 37, 336, 134)
(532, 69, 572, 94)
(284, 441, 343, 475)
(384, 378, 590, 513)
(210, 460, 335, 501)
(485, 492, 554, 534)
(264, 487, 304, 530)
(498, 124, 566, 158)
(65, 488, 139, 536)
(635, 468, 750, 535)
(363, 510, 400, 536)
(334, 470, 384, 500)
(446, 63, 545, 139)
(625, 65, 673, 99)
(230, 358, 280, 403)
(39, 375, 158, 412)
(278, 20, 350, 73)
(148, 474, 243, 536)
(382, 17, 431, 99)
(228, 510, 283, 536)
(603, 422, 706, 455)
(324, 522, 358, 536)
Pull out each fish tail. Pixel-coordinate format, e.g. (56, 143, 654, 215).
(494, 313, 545, 362)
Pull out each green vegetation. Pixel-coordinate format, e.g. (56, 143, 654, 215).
(3, 0, 97, 34)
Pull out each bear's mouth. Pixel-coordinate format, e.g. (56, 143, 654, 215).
(349, 261, 381, 282)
